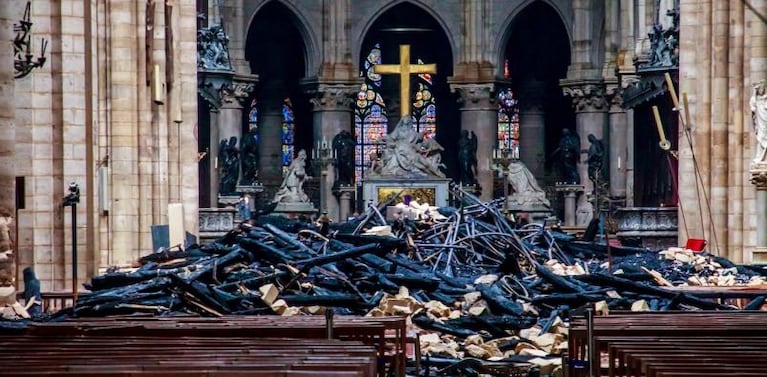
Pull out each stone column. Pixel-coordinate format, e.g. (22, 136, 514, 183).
(751, 169, 767, 262)
(0, 4, 14, 210)
(607, 85, 627, 199)
(452, 83, 497, 201)
(337, 187, 355, 222)
(222, 0, 247, 72)
(561, 79, 608, 224)
(0, 3, 15, 289)
(208, 109, 220, 205)
(517, 79, 546, 178)
(555, 185, 583, 227)
(258, 91, 286, 189)
(306, 83, 356, 220)
(216, 80, 254, 204)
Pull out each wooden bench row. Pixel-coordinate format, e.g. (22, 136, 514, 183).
(0, 335, 377, 377)
(12, 315, 410, 377)
(603, 336, 767, 377)
(567, 312, 767, 377)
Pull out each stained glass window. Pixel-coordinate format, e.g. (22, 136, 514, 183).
(498, 88, 520, 159)
(354, 44, 387, 185)
(281, 98, 295, 175)
(248, 98, 258, 125)
(411, 66, 436, 138)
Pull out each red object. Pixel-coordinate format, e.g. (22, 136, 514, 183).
(685, 238, 707, 252)
(504, 59, 510, 79)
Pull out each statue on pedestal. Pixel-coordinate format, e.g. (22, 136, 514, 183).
(218, 136, 239, 195)
(507, 160, 550, 207)
(374, 117, 445, 178)
(586, 134, 605, 185)
(240, 125, 259, 186)
(751, 81, 767, 163)
(457, 130, 478, 185)
(333, 130, 355, 186)
(553, 128, 580, 184)
(273, 149, 310, 203)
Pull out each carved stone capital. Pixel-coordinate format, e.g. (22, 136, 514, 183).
(220, 82, 255, 107)
(451, 83, 496, 110)
(561, 80, 608, 113)
(306, 84, 357, 112)
(750, 166, 767, 188)
(606, 85, 625, 113)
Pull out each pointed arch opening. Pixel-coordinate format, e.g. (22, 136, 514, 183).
(356, 2, 457, 184)
(245, 1, 311, 186)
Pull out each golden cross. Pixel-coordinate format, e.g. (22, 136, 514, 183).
(373, 44, 437, 117)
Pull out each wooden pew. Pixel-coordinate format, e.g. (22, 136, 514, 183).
(0, 335, 377, 377)
(11, 315, 408, 377)
(566, 312, 767, 377)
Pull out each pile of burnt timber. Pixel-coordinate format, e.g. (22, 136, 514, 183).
(18, 188, 767, 376)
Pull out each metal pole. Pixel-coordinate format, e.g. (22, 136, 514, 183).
(14, 207, 19, 292)
(71, 202, 77, 298)
(503, 168, 509, 217)
(325, 309, 334, 339)
(586, 308, 595, 377)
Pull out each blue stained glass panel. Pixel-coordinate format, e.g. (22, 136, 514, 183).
(281, 99, 295, 175)
(248, 99, 258, 124)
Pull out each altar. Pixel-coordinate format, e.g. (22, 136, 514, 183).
(359, 44, 450, 208)
(362, 176, 451, 207)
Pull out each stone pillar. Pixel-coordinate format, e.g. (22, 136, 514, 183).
(258, 95, 285, 188)
(561, 79, 608, 224)
(306, 83, 356, 220)
(0, 3, 14, 230)
(337, 187, 355, 222)
(257, 80, 289, 189)
(216, 80, 254, 203)
(607, 85, 627, 199)
(0, 3, 14, 289)
(751, 169, 767, 262)
(555, 184, 583, 227)
(222, 0, 247, 72)
(517, 80, 546, 178)
(209, 109, 220, 205)
(452, 83, 496, 201)
(625, 107, 635, 206)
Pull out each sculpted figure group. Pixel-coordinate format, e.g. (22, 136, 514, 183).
(370, 117, 446, 178)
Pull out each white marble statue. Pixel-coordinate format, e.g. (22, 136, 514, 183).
(371, 117, 446, 178)
(750, 81, 767, 163)
(273, 149, 310, 203)
(507, 160, 550, 206)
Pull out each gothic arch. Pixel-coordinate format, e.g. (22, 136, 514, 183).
(493, 0, 573, 77)
(353, 0, 459, 71)
(244, 0, 320, 77)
